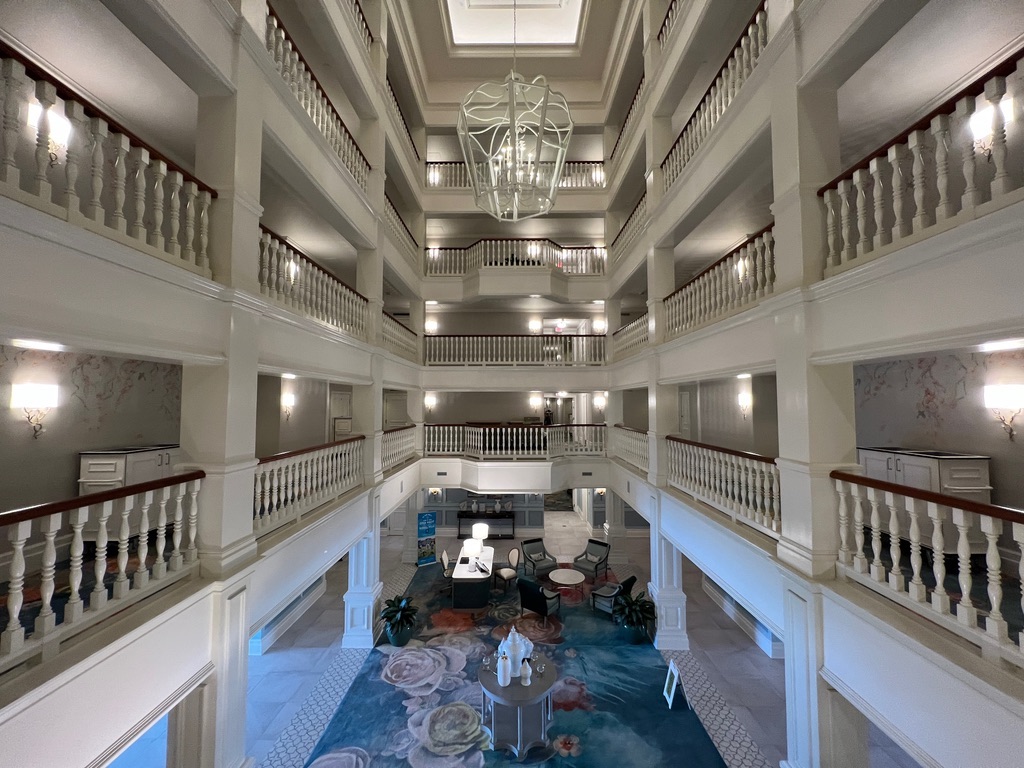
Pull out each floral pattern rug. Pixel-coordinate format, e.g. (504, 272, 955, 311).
(304, 566, 726, 768)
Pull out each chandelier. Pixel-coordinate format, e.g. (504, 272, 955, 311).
(456, 2, 574, 222)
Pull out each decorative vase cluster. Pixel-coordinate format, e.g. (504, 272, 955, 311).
(496, 626, 534, 687)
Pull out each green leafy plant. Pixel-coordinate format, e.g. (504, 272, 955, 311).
(612, 590, 656, 634)
(380, 595, 418, 634)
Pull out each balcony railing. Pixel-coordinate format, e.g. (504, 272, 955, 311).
(342, 0, 374, 54)
(265, 6, 371, 192)
(0, 471, 204, 675)
(820, 47, 1024, 276)
(661, 3, 768, 192)
(384, 193, 419, 265)
(831, 469, 1024, 670)
(664, 225, 775, 339)
(667, 436, 780, 537)
(610, 425, 649, 473)
(258, 226, 368, 337)
(611, 315, 649, 360)
(386, 78, 419, 161)
(609, 76, 645, 164)
(382, 311, 418, 362)
(657, 0, 681, 51)
(424, 424, 607, 460)
(0, 45, 214, 276)
(426, 161, 606, 190)
(424, 238, 605, 277)
(253, 437, 364, 534)
(424, 334, 606, 366)
(609, 193, 647, 263)
(382, 425, 416, 472)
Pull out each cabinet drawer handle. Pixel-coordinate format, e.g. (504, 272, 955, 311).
(157, 453, 163, 466)
(886, 457, 892, 470)
(895, 457, 901, 471)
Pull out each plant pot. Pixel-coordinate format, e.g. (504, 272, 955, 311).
(386, 625, 415, 647)
(622, 625, 648, 645)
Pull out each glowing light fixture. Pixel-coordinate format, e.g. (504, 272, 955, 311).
(593, 318, 607, 333)
(984, 384, 1024, 440)
(455, 0, 574, 222)
(424, 393, 438, 411)
(424, 319, 439, 334)
(736, 373, 751, 379)
(528, 319, 543, 333)
(281, 392, 296, 421)
(27, 103, 72, 166)
(529, 393, 543, 409)
(12, 338, 65, 352)
(980, 338, 1024, 353)
(10, 382, 58, 438)
(737, 390, 752, 419)
(281, 372, 297, 379)
(593, 394, 607, 410)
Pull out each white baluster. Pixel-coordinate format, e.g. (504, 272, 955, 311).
(887, 143, 910, 240)
(853, 168, 873, 257)
(836, 479, 852, 566)
(152, 486, 170, 579)
(928, 502, 950, 614)
(148, 159, 167, 250)
(91, 500, 113, 611)
(34, 512, 62, 637)
(885, 492, 905, 591)
(62, 101, 86, 214)
(0, 521, 32, 654)
(0, 59, 27, 186)
(980, 515, 1007, 642)
(181, 180, 198, 265)
(852, 484, 867, 573)
(87, 117, 109, 223)
(908, 129, 933, 233)
(985, 76, 1014, 196)
(197, 190, 211, 271)
(128, 146, 150, 242)
(108, 133, 130, 233)
(952, 508, 977, 628)
(868, 156, 891, 250)
(112, 495, 133, 599)
(30, 80, 57, 200)
(930, 114, 955, 220)
(64, 508, 88, 624)
(166, 170, 183, 256)
(955, 95, 982, 209)
(823, 189, 840, 268)
(837, 178, 857, 263)
(906, 498, 928, 602)
(135, 490, 153, 589)
(170, 484, 185, 571)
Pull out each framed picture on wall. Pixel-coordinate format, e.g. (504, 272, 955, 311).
(333, 417, 353, 440)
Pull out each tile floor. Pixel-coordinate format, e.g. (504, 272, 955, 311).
(111, 508, 918, 768)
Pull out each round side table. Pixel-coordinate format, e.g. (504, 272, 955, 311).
(478, 653, 556, 758)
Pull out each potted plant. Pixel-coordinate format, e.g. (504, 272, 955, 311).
(612, 590, 656, 644)
(380, 595, 418, 647)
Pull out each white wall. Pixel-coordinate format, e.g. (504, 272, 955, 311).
(427, 391, 540, 423)
(622, 387, 648, 430)
(255, 374, 328, 457)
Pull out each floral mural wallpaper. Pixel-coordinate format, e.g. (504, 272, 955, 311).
(303, 566, 725, 768)
(0, 345, 181, 511)
(854, 349, 1024, 508)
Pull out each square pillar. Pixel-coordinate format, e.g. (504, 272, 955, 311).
(343, 493, 384, 648)
(649, 511, 687, 650)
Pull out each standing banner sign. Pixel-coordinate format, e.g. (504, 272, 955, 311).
(417, 510, 437, 566)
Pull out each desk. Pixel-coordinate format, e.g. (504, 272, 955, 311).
(451, 545, 493, 611)
(478, 652, 555, 758)
(457, 509, 515, 539)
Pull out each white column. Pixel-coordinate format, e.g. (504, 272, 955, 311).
(647, 360, 679, 488)
(402, 491, 423, 565)
(781, 574, 870, 768)
(649, 510, 687, 650)
(353, 355, 385, 483)
(603, 491, 629, 566)
(357, 246, 385, 347)
(647, 247, 673, 345)
(342, 492, 383, 648)
(167, 570, 254, 768)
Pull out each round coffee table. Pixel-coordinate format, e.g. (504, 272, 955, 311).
(548, 568, 585, 595)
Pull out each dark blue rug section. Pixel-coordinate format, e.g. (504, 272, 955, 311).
(304, 565, 725, 768)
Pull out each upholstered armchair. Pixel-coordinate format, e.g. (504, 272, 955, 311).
(591, 575, 637, 617)
(518, 578, 561, 626)
(521, 538, 557, 578)
(573, 539, 610, 582)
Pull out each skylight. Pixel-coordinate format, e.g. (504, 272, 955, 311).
(446, 0, 584, 46)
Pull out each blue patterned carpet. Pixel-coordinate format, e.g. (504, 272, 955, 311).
(304, 565, 725, 768)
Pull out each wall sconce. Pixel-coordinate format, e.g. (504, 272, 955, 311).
(984, 384, 1024, 440)
(593, 318, 607, 333)
(595, 488, 606, 496)
(737, 390, 752, 420)
(281, 392, 296, 421)
(528, 319, 542, 333)
(428, 487, 442, 499)
(529, 393, 543, 409)
(593, 394, 607, 410)
(556, 391, 569, 398)
(27, 103, 72, 166)
(424, 393, 438, 411)
(10, 382, 58, 438)
(970, 97, 1014, 159)
(424, 319, 439, 334)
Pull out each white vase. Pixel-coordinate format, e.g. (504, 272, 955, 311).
(520, 659, 532, 686)
(496, 652, 512, 687)
(499, 627, 533, 677)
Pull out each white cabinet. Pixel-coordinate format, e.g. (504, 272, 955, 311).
(78, 445, 183, 541)
(857, 448, 992, 553)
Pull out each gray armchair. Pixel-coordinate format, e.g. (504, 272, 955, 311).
(592, 575, 637, 617)
(521, 538, 557, 578)
(573, 539, 610, 582)
(518, 578, 561, 626)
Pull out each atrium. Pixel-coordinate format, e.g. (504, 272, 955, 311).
(1, 0, 1024, 766)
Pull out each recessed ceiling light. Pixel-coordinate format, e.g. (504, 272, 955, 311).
(593, 300, 604, 305)
(426, 300, 439, 305)
(980, 338, 1024, 353)
(12, 338, 65, 352)
(282, 373, 297, 379)
(736, 373, 751, 379)
(529, 294, 541, 299)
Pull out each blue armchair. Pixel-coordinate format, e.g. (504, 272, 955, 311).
(521, 538, 557, 578)
(573, 539, 610, 582)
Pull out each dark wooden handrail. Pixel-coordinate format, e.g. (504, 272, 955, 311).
(609, 76, 645, 162)
(386, 78, 420, 161)
(426, 423, 608, 429)
(0, 470, 207, 526)
(663, 222, 774, 300)
(258, 224, 368, 301)
(830, 469, 1024, 525)
(816, 45, 1024, 196)
(661, 1, 767, 170)
(425, 159, 599, 166)
(612, 315, 647, 336)
(609, 194, 647, 250)
(0, 40, 217, 198)
(267, 5, 371, 171)
(383, 424, 415, 435)
(385, 194, 420, 247)
(258, 435, 365, 464)
(666, 434, 777, 464)
(425, 333, 606, 339)
(613, 423, 648, 436)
